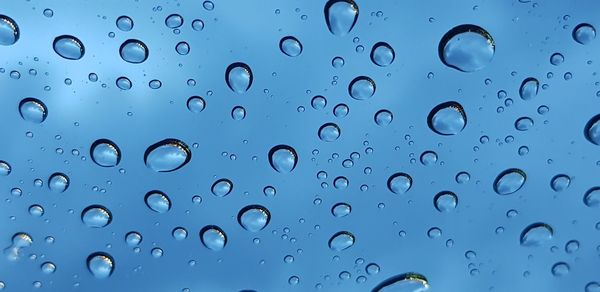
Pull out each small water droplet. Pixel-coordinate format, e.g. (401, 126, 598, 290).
(187, 96, 206, 113)
(551, 262, 569, 277)
(550, 53, 564, 66)
(231, 106, 246, 120)
(573, 23, 596, 45)
(439, 24, 494, 72)
(519, 78, 539, 100)
(116, 77, 132, 90)
(0, 161, 10, 176)
(584, 187, 600, 207)
(331, 203, 351, 217)
(144, 139, 191, 172)
(374, 109, 393, 126)
(172, 227, 188, 240)
(427, 102, 467, 135)
(175, 41, 190, 55)
(515, 117, 534, 131)
(41, 262, 56, 274)
(494, 168, 526, 195)
(324, 0, 359, 36)
(165, 14, 183, 28)
(584, 114, 600, 145)
(125, 232, 142, 246)
(53, 35, 85, 60)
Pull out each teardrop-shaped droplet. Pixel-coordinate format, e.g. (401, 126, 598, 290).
(279, 36, 303, 57)
(226, 62, 253, 93)
(434, 191, 458, 212)
(238, 205, 271, 232)
(81, 205, 112, 228)
(494, 168, 526, 195)
(439, 24, 494, 72)
(319, 123, 341, 142)
(372, 273, 430, 292)
(200, 225, 227, 251)
(370, 42, 395, 67)
(387, 173, 412, 194)
(90, 139, 121, 167)
(211, 178, 233, 197)
(144, 139, 191, 172)
(145, 191, 171, 213)
(331, 203, 351, 217)
(427, 101, 467, 135)
(120, 39, 148, 64)
(187, 96, 206, 113)
(0, 15, 19, 45)
(116, 16, 134, 31)
(584, 187, 600, 207)
(87, 252, 114, 279)
(348, 76, 376, 100)
(550, 174, 570, 192)
(268, 145, 298, 173)
(520, 223, 553, 247)
(53, 35, 85, 60)
(328, 231, 355, 251)
(48, 172, 69, 193)
(19, 98, 47, 123)
(519, 78, 539, 100)
(584, 114, 600, 145)
(573, 23, 596, 45)
(324, 0, 359, 37)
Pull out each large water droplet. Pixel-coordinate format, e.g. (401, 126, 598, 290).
(573, 23, 596, 45)
(324, 0, 359, 36)
(19, 98, 47, 123)
(41, 262, 56, 274)
(175, 41, 190, 55)
(520, 223, 553, 247)
(120, 39, 148, 64)
(372, 273, 430, 292)
(280, 36, 303, 57)
(519, 78, 539, 100)
(238, 205, 270, 232)
(200, 226, 227, 251)
(125, 232, 142, 246)
(375, 109, 393, 126)
(0, 161, 10, 176)
(388, 173, 412, 194)
(370, 42, 395, 67)
(116, 77, 132, 90)
(53, 35, 85, 60)
(0, 15, 19, 45)
(165, 14, 183, 28)
(494, 168, 526, 195)
(90, 139, 121, 167)
(584, 187, 600, 207)
(187, 96, 206, 113)
(319, 123, 341, 142)
(116, 16, 133, 31)
(439, 24, 494, 72)
(268, 145, 298, 173)
(434, 191, 458, 212)
(226, 62, 253, 93)
(48, 172, 69, 193)
(332, 203, 351, 217)
(550, 174, 570, 192)
(427, 102, 466, 135)
(145, 191, 171, 213)
(144, 139, 191, 172)
(348, 76, 376, 100)
(211, 179, 233, 197)
(81, 205, 112, 228)
(551, 262, 570, 277)
(515, 117, 534, 131)
(329, 231, 355, 251)
(584, 114, 600, 145)
(87, 252, 114, 279)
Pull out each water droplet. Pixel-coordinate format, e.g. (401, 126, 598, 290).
(519, 78, 539, 100)
(584, 114, 600, 145)
(151, 247, 163, 258)
(319, 123, 341, 142)
(53, 35, 85, 60)
(427, 227, 442, 238)
(573, 23, 596, 45)
(211, 179, 233, 197)
(494, 168, 526, 195)
(550, 53, 564, 66)
(388, 173, 413, 194)
(311, 95, 327, 110)
(515, 117, 534, 131)
(120, 39, 149, 64)
(43, 9, 53, 18)
(144, 139, 191, 172)
(0, 15, 19, 45)
(374, 109, 393, 126)
(87, 252, 114, 279)
(165, 14, 183, 28)
(348, 76, 376, 100)
(172, 227, 187, 240)
(372, 273, 430, 292)
(324, 0, 358, 36)
(280, 36, 303, 57)
(329, 231, 355, 251)
(231, 106, 246, 120)
(332, 56, 345, 68)
(427, 102, 466, 135)
(550, 174, 570, 192)
(19, 98, 47, 123)
(584, 187, 600, 207)
(268, 145, 298, 173)
(333, 103, 349, 117)
(520, 223, 553, 247)
(175, 41, 190, 55)
(200, 226, 226, 251)
(0, 161, 10, 176)
(116, 16, 133, 31)
(145, 191, 171, 213)
(29, 204, 44, 217)
(420, 151, 438, 166)
(370, 42, 395, 66)
(81, 205, 112, 228)
(116, 77, 132, 90)
(191, 19, 204, 31)
(587, 282, 600, 292)
(366, 263, 380, 275)
(187, 96, 205, 113)
(125, 232, 142, 246)
(434, 191, 458, 212)
(41, 262, 56, 274)
(331, 203, 351, 217)
(226, 62, 253, 93)
(238, 205, 271, 232)
(551, 262, 569, 277)
(439, 24, 494, 72)
(565, 240, 579, 253)
(203, 1, 214, 10)
(48, 172, 69, 193)
(90, 139, 121, 167)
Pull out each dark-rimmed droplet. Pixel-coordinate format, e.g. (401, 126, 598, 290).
(372, 273, 430, 292)
(211, 178, 233, 197)
(200, 225, 226, 251)
(87, 252, 114, 279)
(53, 35, 85, 60)
(348, 76, 375, 100)
(279, 36, 303, 57)
(81, 205, 112, 228)
(494, 168, 526, 195)
(144, 139, 191, 172)
(387, 173, 412, 194)
(370, 42, 395, 66)
(0, 15, 19, 45)
(145, 191, 171, 213)
(324, 0, 359, 37)
(48, 172, 69, 193)
(573, 23, 596, 45)
(116, 16, 133, 31)
(90, 139, 121, 167)
(319, 123, 341, 142)
(584, 187, 600, 207)
(19, 98, 47, 123)
(226, 62, 253, 93)
(268, 145, 298, 173)
(328, 231, 355, 251)
(584, 114, 600, 145)
(120, 39, 148, 64)
(519, 78, 539, 100)
(427, 102, 466, 135)
(439, 24, 494, 72)
(520, 223, 553, 246)
(434, 191, 458, 212)
(238, 205, 271, 232)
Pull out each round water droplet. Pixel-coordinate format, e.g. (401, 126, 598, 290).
(165, 14, 183, 28)
(48, 172, 69, 193)
(125, 232, 142, 246)
(374, 109, 393, 126)
(87, 252, 114, 279)
(565, 240, 579, 253)
(200, 226, 226, 251)
(0, 161, 10, 176)
(120, 39, 148, 64)
(319, 123, 341, 142)
(231, 106, 246, 120)
(187, 96, 205, 113)
(172, 227, 188, 240)
(573, 23, 596, 45)
(333, 103, 349, 117)
(192, 19, 204, 31)
(550, 174, 570, 192)
(550, 53, 564, 66)
(81, 205, 112, 228)
(388, 173, 412, 194)
(144, 139, 191, 172)
(551, 262, 569, 277)
(211, 179, 233, 197)
(145, 191, 171, 213)
(434, 191, 458, 212)
(515, 117, 534, 131)
(175, 41, 190, 55)
(332, 56, 345, 68)
(0, 15, 19, 45)
(329, 231, 355, 251)
(238, 205, 271, 232)
(520, 222, 553, 247)
(41, 262, 56, 274)
(116, 16, 133, 31)
(427, 101, 467, 135)
(348, 76, 376, 100)
(370, 42, 395, 66)
(311, 95, 327, 110)
(226, 62, 253, 93)
(584, 114, 600, 145)
(90, 139, 121, 167)
(584, 187, 600, 207)
(519, 78, 539, 100)
(53, 35, 85, 60)
(366, 263, 380, 275)
(372, 273, 430, 292)
(439, 24, 494, 72)
(268, 145, 298, 173)
(420, 151, 438, 166)
(19, 98, 47, 123)
(29, 204, 44, 217)
(324, 0, 359, 36)
(494, 168, 526, 195)
(587, 282, 600, 292)
(116, 77, 132, 90)
(280, 36, 303, 57)
(332, 203, 351, 217)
